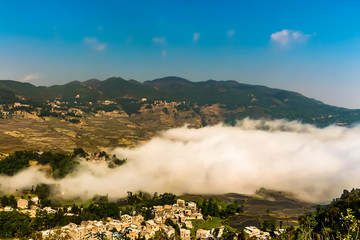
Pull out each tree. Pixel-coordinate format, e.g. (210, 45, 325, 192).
(201, 199, 208, 216)
(222, 226, 238, 240)
(71, 204, 80, 214)
(73, 148, 86, 158)
(224, 201, 243, 217)
(0, 150, 31, 176)
(28, 200, 35, 209)
(8, 195, 17, 208)
(299, 212, 318, 239)
(157, 192, 176, 205)
(0, 212, 31, 238)
(1, 196, 9, 207)
(152, 229, 171, 240)
(340, 208, 360, 240)
(153, 192, 159, 203)
(105, 203, 120, 218)
(35, 184, 50, 200)
(142, 208, 154, 221)
(165, 218, 180, 236)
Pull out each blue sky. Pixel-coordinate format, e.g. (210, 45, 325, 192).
(1, 1, 360, 108)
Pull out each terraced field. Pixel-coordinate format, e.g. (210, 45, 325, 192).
(182, 190, 314, 231)
(0, 106, 201, 153)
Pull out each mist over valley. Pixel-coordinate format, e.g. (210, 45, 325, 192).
(1, 118, 359, 205)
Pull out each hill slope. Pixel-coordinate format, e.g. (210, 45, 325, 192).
(0, 76, 359, 126)
(144, 76, 360, 126)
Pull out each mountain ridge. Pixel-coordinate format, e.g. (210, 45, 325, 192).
(0, 76, 359, 126)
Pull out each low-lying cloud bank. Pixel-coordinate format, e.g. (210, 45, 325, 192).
(1, 118, 360, 203)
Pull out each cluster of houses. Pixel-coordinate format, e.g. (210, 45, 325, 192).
(47, 100, 68, 108)
(68, 108, 86, 117)
(0, 102, 39, 118)
(0, 104, 11, 119)
(244, 226, 271, 240)
(44, 100, 85, 118)
(84, 152, 108, 163)
(13, 102, 31, 108)
(39, 199, 227, 240)
(0, 196, 43, 218)
(0, 195, 289, 239)
(101, 100, 117, 105)
(152, 100, 184, 108)
(243, 226, 287, 239)
(0, 99, 190, 120)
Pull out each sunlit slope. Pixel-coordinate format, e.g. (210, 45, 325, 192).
(1, 76, 360, 126)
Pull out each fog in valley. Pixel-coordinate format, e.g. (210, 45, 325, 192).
(1, 118, 360, 203)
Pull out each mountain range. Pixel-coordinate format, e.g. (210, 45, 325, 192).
(0, 76, 359, 126)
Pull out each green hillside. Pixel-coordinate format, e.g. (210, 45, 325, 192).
(144, 77, 360, 126)
(1, 76, 360, 126)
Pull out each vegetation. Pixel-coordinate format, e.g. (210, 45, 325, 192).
(69, 118, 80, 123)
(34, 184, 52, 207)
(108, 154, 127, 168)
(0, 211, 31, 238)
(117, 98, 143, 115)
(200, 198, 243, 218)
(73, 147, 86, 158)
(6, 189, 360, 239)
(0, 149, 80, 179)
(1, 77, 360, 126)
(91, 103, 120, 113)
(0, 191, 184, 238)
(0, 195, 17, 208)
(0, 151, 31, 175)
(269, 188, 360, 239)
(191, 216, 223, 231)
(126, 191, 177, 207)
(165, 217, 180, 234)
(0, 89, 17, 103)
(0, 201, 119, 238)
(0, 148, 127, 180)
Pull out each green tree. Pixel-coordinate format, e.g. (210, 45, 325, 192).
(35, 184, 50, 200)
(73, 148, 86, 158)
(340, 208, 360, 240)
(1, 196, 9, 207)
(299, 212, 318, 239)
(0, 211, 31, 238)
(8, 195, 17, 208)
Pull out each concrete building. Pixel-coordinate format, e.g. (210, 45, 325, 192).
(180, 229, 191, 240)
(17, 199, 28, 209)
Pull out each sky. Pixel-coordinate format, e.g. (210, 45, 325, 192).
(0, 0, 360, 108)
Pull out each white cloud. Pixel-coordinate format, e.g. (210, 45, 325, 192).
(270, 29, 311, 46)
(152, 37, 167, 44)
(162, 50, 167, 57)
(228, 30, 235, 37)
(83, 37, 107, 51)
(193, 32, 200, 42)
(96, 44, 106, 51)
(22, 73, 40, 82)
(2, 119, 360, 203)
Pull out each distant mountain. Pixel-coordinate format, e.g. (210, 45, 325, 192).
(144, 76, 360, 126)
(1, 76, 359, 126)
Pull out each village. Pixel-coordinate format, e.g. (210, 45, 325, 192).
(41, 199, 206, 240)
(0, 99, 284, 240)
(0, 148, 279, 240)
(0, 98, 186, 120)
(0, 193, 276, 240)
